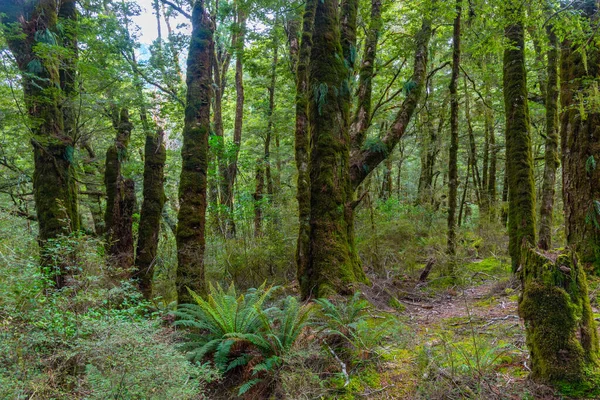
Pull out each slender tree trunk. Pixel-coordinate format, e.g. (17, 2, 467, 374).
(464, 78, 482, 208)
(176, 0, 213, 302)
(222, 9, 246, 238)
(538, 25, 559, 251)
(349, 0, 381, 148)
(265, 27, 278, 196)
(253, 159, 265, 237)
(504, 1, 536, 272)
(105, 108, 135, 271)
(135, 129, 167, 298)
(458, 163, 470, 228)
(447, 0, 461, 269)
(295, 0, 317, 295)
(380, 156, 393, 201)
(486, 84, 497, 219)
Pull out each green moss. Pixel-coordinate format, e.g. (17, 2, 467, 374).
(519, 246, 600, 385)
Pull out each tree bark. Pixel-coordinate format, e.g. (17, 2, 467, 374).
(294, 0, 317, 296)
(105, 108, 135, 271)
(221, 8, 246, 238)
(519, 246, 599, 384)
(447, 0, 461, 268)
(504, 1, 536, 272)
(253, 158, 265, 237)
(1, 0, 80, 287)
(301, 0, 367, 298)
(538, 25, 559, 251)
(560, 2, 600, 269)
(349, 0, 382, 150)
(176, 0, 213, 302)
(135, 129, 167, 298)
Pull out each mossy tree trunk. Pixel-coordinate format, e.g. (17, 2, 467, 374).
(503, 1, 536, 271)
(560, 2, 600, 270)
(447, 0, 461, 269)
(105, 107, 135, 271)
(2, 0, 80, 288)
(519, 246, 599, 385)
(349, 0, 382, 150)
(221, 8, 246, 239)
(538, 25, 559, 251)
(294, 0, 317, 296)
(265, 26, 278, 197)
(135, 129, 166, 299)
(176, 0, 213, 303)
(211, 22, 232, 235)
(301, 0, 367, 298)
(417, 94, 447, 206)
(485, 81, 497, 220)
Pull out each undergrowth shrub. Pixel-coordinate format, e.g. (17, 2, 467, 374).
(175, 283, 313, 396)
(314, 291, 398, 363)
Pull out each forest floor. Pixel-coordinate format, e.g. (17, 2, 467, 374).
(352, 259, 600, 400)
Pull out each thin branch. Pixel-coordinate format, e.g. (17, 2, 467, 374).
(159, 0, 191, 19)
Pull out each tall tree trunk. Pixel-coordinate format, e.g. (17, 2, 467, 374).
(504, 1, 536, 272)
(176, 0, 213, 302)
(301, 0, 367, 298)
(295, 0, 317, 296)
(135, 129, 167, 298)
(485, 84, 497, 219)
(265, 26, 278, 196)
(538, 25, 559, 251)
(222, 9, 246, 238)
(211, 27, 232, 235)
(105, 108, 135, 271)
(2, 0, 80, 287)
(464, 77, 482, 208)
(560, 2, 600, 269)
(447, 0, 461, 270)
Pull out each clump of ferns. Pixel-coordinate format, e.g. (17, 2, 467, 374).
(313, 291, 396, 363)
(174, 283, 313, 396)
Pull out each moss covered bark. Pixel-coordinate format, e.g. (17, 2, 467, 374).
(519, 246, 599, 386)
(349, 0, 381, 150)
(220, 8, 246, 238)
(538, 25, 559, 251)
(2, 0, 80, 287)
(447, 0, 461, 267)
(135, 129, 167, 299)
(294, 0, 317, 295)
(104, 108, 135, 271)
(503, 2, 536, 271)
(176, 0, 213, 303)
(560, 1, 600, 270)
(301, 0, 367, 298)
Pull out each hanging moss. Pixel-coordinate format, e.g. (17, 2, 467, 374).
(176, 0, 213, 303)
(519, 246, 599, 390)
